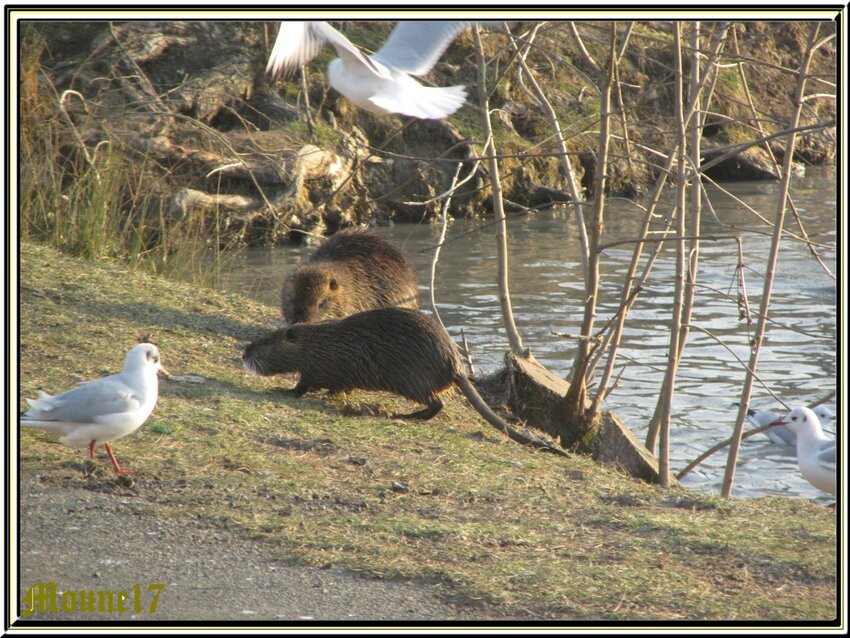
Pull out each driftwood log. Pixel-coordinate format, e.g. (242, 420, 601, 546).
(504, 353, 674, 485)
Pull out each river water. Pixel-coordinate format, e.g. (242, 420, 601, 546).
(213, 167, 838, 502)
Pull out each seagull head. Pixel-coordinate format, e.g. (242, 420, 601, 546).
(777, 406, 822, 436)
(126, 343, 170, 378)
(814, 405, 835, 425)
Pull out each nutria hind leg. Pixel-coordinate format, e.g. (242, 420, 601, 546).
(393, 397, 444, 421)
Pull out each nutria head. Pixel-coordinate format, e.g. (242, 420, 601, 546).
(242, 326, 303, 376)
(285, 265, 350, 324)
(280, 231, 420, 324)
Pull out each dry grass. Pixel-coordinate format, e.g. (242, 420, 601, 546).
(17, 241, 837, 621)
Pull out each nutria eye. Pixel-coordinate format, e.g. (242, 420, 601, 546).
(328, 279, 338, 291)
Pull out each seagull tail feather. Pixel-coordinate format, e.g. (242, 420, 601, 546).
(371, 84, 467, 119)
(24, 391, 55, 414)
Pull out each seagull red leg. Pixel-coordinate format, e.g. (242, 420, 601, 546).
(89, 440, 97, 460)
(104, 442, 135, 475)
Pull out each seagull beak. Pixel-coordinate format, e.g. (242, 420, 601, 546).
(158, 365, 172, 379)
(771, 419, 786, 426)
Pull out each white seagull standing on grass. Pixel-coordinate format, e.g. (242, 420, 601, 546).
(266, 21, 472, 119)
(20, 343, 170, 475)
(775, 406, 836, 499)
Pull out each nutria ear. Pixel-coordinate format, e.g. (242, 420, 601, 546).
(328, 278, 338, 291)
(283, 327, 296, 341)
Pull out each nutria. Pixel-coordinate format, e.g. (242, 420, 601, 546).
(281, 229, 419, 324)
(242, 307, 566, 455)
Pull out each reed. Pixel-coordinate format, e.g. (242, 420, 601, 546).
(18, 28, 233, 286)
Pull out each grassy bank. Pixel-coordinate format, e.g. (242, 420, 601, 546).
(17, 241, 837, 621)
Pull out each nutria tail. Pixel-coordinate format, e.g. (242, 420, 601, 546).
(454, 375, 569, 457)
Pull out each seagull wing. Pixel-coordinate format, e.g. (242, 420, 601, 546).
(267, 22, 332, 78)
(372, 21, 471, 76)
(816, 443, 836, 472)
(267, 21, 391, 81)
(22, 378, 143, 424)
(745, 409, 779, 428)
(765, 426, 796, 447)
(319, 22, 392, 79)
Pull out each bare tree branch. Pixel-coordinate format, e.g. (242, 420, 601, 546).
(567, 22, 602, 76)
(473, 23, 524, 355)
(507, 23, 589, 280)
(721, 23, 822, 498)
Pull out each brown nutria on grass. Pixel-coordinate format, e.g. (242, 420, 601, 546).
(242, 307, 566, 455)
(281, 229, 419, 323)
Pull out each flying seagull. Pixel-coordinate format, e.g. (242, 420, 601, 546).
(21, 343, 169, 475)
(266, 21, 471, 119)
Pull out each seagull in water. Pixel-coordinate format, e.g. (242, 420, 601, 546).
(21, 343, 169, 475)
(266, 21, 471, 119)
(745, 405, 835, 446)
(774, 406, 836, 499)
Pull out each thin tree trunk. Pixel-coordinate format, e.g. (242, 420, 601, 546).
(473, 23, 524, 355)
(721, 23, 822, 497)
(651, 22, 705, 481)
(565, 23, 616, 420)
(652, 23, 689, 487)
(676, 22, 702, 356)
(590, 24, 730, 420)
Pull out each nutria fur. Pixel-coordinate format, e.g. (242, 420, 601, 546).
(243, 307, 566, 455)
(281, 229, 419, 324)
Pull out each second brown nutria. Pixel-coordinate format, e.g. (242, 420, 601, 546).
(242, 307, 566, 455)
(281, 229, 419, 324)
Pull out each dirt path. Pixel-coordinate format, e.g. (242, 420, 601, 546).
(15, 470, 504, 624)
